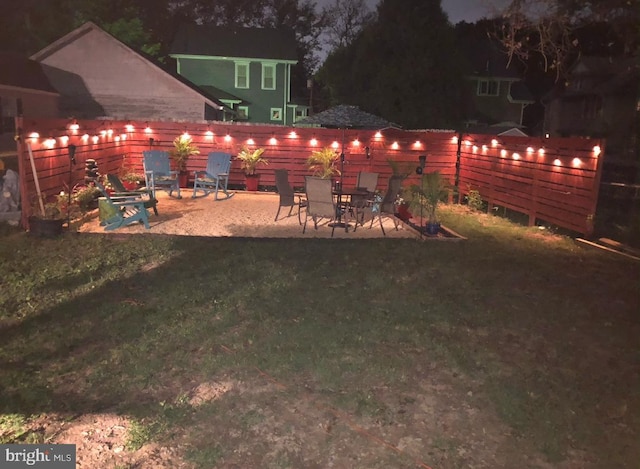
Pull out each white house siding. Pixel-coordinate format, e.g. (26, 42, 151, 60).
(35, 27, 210, 121)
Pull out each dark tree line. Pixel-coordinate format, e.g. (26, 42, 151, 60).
(1, 0, 635, 130)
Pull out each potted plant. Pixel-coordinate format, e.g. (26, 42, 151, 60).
(237, 146, 268, 191)
(28, 192, 68, 237)
(171, 134, 200, 187)
(404, 171, 449, 235)
(306, 147, 340, 180)
(120, 171, 144, 190)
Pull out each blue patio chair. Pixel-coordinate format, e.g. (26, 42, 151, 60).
(143, 150, 181, 199)
(106, 174, 159, 215)
(192, 152, 233, 200)
(95, 182, 151, 231)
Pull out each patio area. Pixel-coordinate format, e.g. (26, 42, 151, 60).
(77, 190, 422, 239)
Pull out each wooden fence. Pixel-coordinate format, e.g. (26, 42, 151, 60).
(15, 117, 604, 235)
(456, 134, 605, 235)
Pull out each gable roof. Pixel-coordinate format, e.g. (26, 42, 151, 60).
(0, 52, 58, 94)
(170, 24, 298, 62)
(30, 21, 231, 112)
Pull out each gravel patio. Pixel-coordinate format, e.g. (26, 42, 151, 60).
(77, 190, 422, 239)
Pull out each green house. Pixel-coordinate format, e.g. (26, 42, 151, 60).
(170, 24, 308, 125)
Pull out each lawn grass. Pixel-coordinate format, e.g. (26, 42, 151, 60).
(1, 207, 638, 468)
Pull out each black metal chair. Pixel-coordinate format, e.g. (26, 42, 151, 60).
(274, 169, 307, 224)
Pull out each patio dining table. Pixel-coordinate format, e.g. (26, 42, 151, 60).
(331, 187, 371, 229)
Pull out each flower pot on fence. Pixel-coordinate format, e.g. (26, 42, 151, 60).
(245, 175, 260, 191)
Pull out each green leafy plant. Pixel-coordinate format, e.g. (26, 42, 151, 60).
(72, 185, 101, 213)
(306, 147, 340, 179)
(404, 171, 449, 223)
(237, 147, 268, 176)
(465, 187, 484, 211)
(171, 134, 200, 172)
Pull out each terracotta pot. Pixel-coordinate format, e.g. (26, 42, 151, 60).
(178, 171, 189, 188)
(396, 203, 412, 221)
(245, 174, 260, 191)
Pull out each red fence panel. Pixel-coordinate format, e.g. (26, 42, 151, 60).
(16, 118, 604, 236)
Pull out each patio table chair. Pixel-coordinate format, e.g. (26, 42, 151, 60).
(303, 176, 339, 237)
(274, 168, 307, 224)
(368, 175, 404, 236)
(351, 171, 379, 229)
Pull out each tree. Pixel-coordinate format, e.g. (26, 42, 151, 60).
(322, 0, 376, 49)
(496, 0, 639, 81)
(316, 0, 466, 129)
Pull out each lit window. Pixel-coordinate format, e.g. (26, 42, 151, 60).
(477, 79, 499, 96)
(236, 106, 249, 120)
(235, 62, 249, 89)
(271, 108, 282, 121)
(262, 63, 276, 90)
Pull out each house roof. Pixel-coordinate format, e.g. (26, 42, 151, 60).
(295, 105, 400, 129)
(545, 56, 639, 102)
(0, 52, 58, 94)
(30, 22, 232, 113)
(170, 24, 298, 62)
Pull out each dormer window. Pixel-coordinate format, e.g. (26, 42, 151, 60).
(477, 79, 499, 96)
(235, 62, 250, 89)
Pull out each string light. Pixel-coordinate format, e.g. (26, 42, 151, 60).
(413, 140, 422, 149)
(482, 145, 488, 152)
(391, 142, 399, 150)
(572, 157, 582, 167)
(526, 147, 534, 154)
(451, 136, 458, 144)
(69, 121, 79, 132)
(310, 137, 318, 146)
(28, 132, 39, 142)
(374, 131, 383, 139)
(44, 138, 56, 149)
(538, 148, 545, 156)
(125, 123, 134, 132)
(593, 145, 601, 156)
(205, 130, 214, 139)
(289, 131, 297, 138)
(500, 149, 507, 157)
(92, 135, 99, 144)
(144, 125, 152, 134)
(512, 153, 520, 160)
(59, 135, 69, 144)
(331, 141, 339, 149)
(353, 138, 361, 147)
(247, 137, 255, 145)
(491, 139, 499, 147)
(553, 159, 561, 166)
(81, 134, 89, 141)
(472, 145, 478, 152)
(269, 136, 278, 145)
(224, 134, 232, 142)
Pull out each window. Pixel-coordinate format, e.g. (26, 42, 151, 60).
(235, 62, 249, 89)
(237, 106, 249, 120)
(270, 108, 283, 121)
(477, 79, 499, 96)
(262, 64, 276, 90)
(294, 108, 308, 122)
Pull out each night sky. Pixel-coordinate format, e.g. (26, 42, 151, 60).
(314, 0, 508, 24)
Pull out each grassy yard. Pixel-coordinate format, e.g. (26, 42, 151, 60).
(0, 207, 638, 468)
